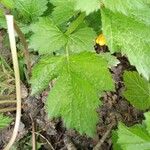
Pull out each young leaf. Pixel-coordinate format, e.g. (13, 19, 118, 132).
(115, 112, 150, 150)
(13, 0, 48, 22)
(123, 71, 150, 110)
(50, 0, 75, 25)
(75, 0, 100, 15)
(101, 8, 150, 80)
(30, 17, 96, 54)
(31, 52, 114, 136)
(0, 114, 12, 129)
(102, 0, 150, 25)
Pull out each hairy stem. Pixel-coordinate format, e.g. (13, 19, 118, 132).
(65, 12, 86, 35)
(4, 15, 22, 150)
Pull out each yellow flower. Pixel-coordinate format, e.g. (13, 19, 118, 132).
(96, 34, 106, 46)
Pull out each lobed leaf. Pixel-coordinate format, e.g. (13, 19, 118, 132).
(31, 52, 114, 136)
(30, 17, 96, 54)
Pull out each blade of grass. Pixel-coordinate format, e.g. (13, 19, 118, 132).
(0, 100, 16, 104)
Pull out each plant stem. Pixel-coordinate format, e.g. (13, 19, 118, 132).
(14, 21, 31, 76)
(0, 100, 16, 104)
(4, 15, 22, 150)
(65, 12, 86, 35)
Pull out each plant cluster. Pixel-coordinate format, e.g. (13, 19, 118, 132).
(0, 0, 150, 149)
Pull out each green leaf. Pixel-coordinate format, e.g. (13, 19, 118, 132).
(75, 0, 100, 15)
(30, 17, 67, 54)
(102, 0, 150, 25)
(30, 55, 65, 94)
(30, 17, 96, 54)
(116, 112, 150, 150)
(85, 10, 102, 34)
(144, 112, 150, 135)
(101, 9, 150, 80)
(0, 0, 14, 8)
(31, 52, 114, 136)
(51, 0, 75, 25)
(112, 131, 123, 150)
(123, 71, 150, 110)
(13, 0, 48, 22)
(100, 53, 120, 68)
(0, 17, 6, 29)
(66, 27, 96, 53)
(0, 114, 12, 129)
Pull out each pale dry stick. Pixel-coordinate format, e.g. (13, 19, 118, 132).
(0, 100, 16, 104)
(93, 121, 116, 150)
(4, 15, 22, 150)
(34, 132, 55, 150)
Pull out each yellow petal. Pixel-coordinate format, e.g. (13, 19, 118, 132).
(96, 34, 106, 46)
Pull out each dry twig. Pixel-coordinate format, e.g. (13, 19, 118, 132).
(4, 15, 22, 150)
(93, 121, 116, 150)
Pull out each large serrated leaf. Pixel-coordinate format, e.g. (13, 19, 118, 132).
(102, 0, 150, 25)
(31, 52, 114, 136)
(101, 9, 150, 80)
(30, 17, 96, 54)
(123, 71, 150, 110)
(75, 0, 100, 15)
(0, 114, 12, 129)
(115, 112, 150, 150)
